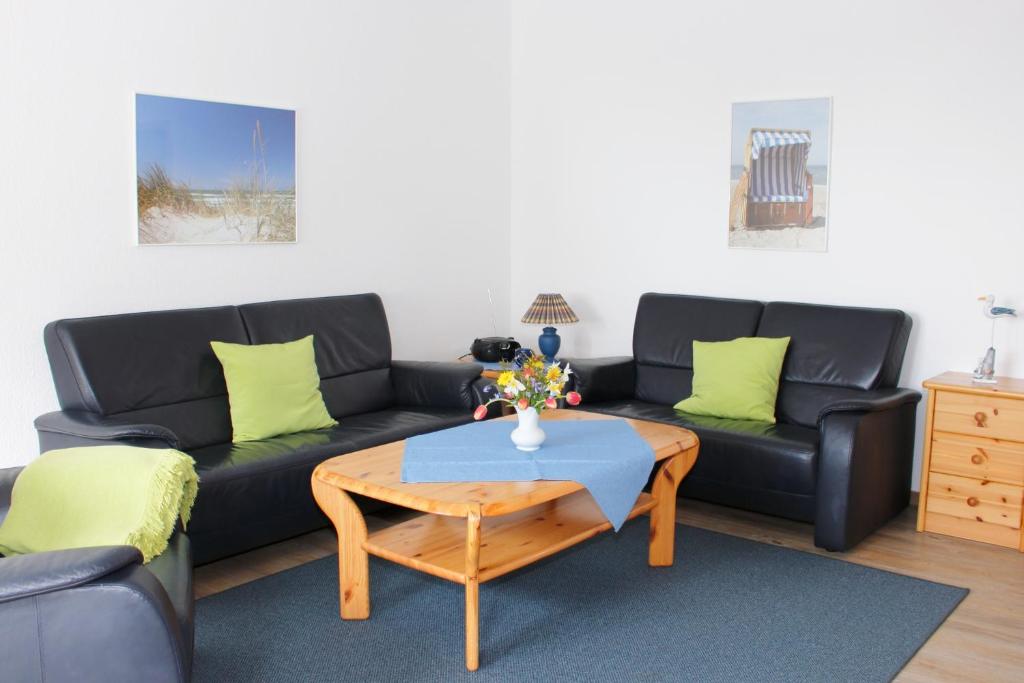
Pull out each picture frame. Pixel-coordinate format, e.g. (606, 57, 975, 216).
(728, 97, 832, 252)
(133, 93, 298, 246)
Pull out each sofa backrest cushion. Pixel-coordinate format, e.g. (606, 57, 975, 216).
(755, 302, 912, 391)
(44, 306, 247, 449)
(238, 294, 395, 418)
(632, 293, 764, 405)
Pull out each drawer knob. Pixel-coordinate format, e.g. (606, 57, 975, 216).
(971, 452, 986, 465)
(973, 412, 988, 428)
(966, 496, 979, 507)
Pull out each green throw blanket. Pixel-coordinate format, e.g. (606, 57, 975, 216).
(0, 446, 198, 563)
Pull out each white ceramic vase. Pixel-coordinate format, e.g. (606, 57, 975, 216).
(511, 406, 546, 451)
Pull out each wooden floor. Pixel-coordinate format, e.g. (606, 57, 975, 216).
(195, 499, 1024, 682)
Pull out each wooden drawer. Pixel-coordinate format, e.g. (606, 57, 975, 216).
(930, 431, 1024, 485)
(926, 472, 1022, 529)
(933, 391, 1024, 442)
(923, 511, 1021, 549)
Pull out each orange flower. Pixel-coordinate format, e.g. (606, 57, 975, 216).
(517, 397, 529, 410)
(565, 391, 582, 406)
(544, 397, 557, 409)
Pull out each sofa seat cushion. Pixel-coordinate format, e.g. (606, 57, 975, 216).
(189, 407, 473, 479)
(327, 407, 474, 451)
(184, 407, 472, 563)
(579, 400, 819, 495)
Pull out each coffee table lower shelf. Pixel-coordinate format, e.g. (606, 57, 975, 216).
(365, 490, 657, 585)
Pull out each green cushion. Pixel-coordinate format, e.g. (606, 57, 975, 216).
(674, 337, 790, 423)
(211, 335, 337, 443)
(0, 446, 197, 563)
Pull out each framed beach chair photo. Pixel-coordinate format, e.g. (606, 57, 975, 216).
(728, 98, 831, 252)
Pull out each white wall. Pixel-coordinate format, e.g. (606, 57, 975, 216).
(0, 0, 510, 466)
(509, 0, 1024, 488)
(4, 1, 1021, 488)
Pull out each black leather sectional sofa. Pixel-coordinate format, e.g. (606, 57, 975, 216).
(570, 293, 921, 551)
(34, 293, 484, 564)
(1, 290, 921, 680)
(1, 292, 486, 681)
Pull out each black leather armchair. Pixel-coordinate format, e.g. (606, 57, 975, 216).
(568, 294, 922, 551)
(0, 467, 194, 682)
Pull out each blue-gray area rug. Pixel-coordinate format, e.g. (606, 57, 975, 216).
(194, 524, 966, 682)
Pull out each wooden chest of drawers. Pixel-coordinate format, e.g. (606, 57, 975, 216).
(917, 372, 1024, 551)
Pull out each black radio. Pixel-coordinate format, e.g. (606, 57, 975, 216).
(470, 337, 521, 363)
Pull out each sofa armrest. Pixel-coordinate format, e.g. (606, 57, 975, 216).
(814, 400, 919, 551)
(391, 361, 481, 409)
(34, 410, 179, 452)
(817, 387, 922, 422)
(0, 546, 190, 682)
(565, 356, 635, 404)
(0, 546, 143, 604)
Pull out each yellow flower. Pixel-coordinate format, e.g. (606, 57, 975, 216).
(497, 371, 515, 387)
(545, 366, 562, 382)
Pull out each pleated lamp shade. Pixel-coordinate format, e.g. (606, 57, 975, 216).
(520, 294, 579, 325)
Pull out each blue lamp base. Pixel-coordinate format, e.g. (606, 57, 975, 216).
(537, 326, 561, 361)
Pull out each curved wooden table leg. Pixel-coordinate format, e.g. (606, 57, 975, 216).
(649, 451, 687, 567)
(465, 506, 482, 672)
(312, 475, 370, 619)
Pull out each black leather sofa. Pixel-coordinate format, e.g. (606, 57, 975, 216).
(34, 293, 484, 565)
(0, 466, 193, 682)
(570, 293, 921, 551)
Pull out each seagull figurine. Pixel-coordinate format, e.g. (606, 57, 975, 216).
(973, 295, 1017, 383)
(979, 294, 1017, 319)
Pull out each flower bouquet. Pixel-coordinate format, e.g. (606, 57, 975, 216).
(473, 349, 581, 451)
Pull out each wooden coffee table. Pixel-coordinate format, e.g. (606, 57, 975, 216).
(311, 410, 699, 671)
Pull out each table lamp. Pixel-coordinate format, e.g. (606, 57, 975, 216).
(521, 293, 579, 361)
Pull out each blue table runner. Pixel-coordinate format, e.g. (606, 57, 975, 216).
(401, 419, 655, 530)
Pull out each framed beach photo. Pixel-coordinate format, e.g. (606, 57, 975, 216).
(728, 97, 831, 252)
(134, 94, 297, 245)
